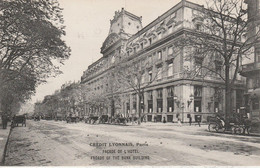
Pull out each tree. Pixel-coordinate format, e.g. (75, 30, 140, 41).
(116, 56, 161, 125)
(0, 0, 70, 114)
(179, 0, 260, 119)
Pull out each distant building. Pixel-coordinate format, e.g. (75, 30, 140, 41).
(240, 0, 260, 130)
(81, 0, 246, 123)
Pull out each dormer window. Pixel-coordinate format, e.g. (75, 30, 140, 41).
(133, 47, 136, 54)
(168, 25, 173, 34)
(149, 38, 152, 45)
(158, 32, 162, 40)
(111, 55, 115, 63)
(140, 43, 144, 50)
(196, 24, 202, 31)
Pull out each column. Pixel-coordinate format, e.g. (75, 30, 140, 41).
(129, 94, 133, 115)
(144, 91, 148, 113)
(162, 87, 167, 121)
(143, 91, 148, 121)
(137, 94, 140, 117)
(152, 89, 157, 121)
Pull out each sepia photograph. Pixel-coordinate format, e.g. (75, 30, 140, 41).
(0, 0, 260, 166)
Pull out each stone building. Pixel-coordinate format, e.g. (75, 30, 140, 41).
(240, 0, 260, 129)
(81, 0, 246, 123)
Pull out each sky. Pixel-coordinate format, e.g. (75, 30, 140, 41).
(29, 0, 204, 104)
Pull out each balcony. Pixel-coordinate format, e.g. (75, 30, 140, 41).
(240, 62, 260, 77)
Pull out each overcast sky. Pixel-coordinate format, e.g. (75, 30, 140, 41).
(29, 0, 204, 104)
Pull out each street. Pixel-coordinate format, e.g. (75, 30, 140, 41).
(4, 120, 260, 166)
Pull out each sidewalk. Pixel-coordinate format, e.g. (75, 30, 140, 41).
(0, 123, 11, 165)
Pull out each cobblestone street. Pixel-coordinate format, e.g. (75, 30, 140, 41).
(3, 120, 260, 166)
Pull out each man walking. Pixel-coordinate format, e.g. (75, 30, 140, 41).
(2, 113, 8, 129)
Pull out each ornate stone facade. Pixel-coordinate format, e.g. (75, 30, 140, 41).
(81, 0, 246, 123)
(241, 0, 260, 129)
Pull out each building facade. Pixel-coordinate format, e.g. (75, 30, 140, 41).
(81, 0, 246, 123)
(241, 0, 260, 130)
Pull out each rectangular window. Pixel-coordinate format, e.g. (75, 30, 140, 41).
(141, 73, 145, 84)
(148, 100, 153, 113)
(167, 86, 174, 97)
(167, 86, 174, 112)
(148, 91, 153, 100)
(168, 63, 173, 76)
(195, 60, 202, 76)
(167, 97, 174, 112)
(148, 70, 152, 81)
(157, 99, 163, 113)
(148, 55, 152, 64)
(194, 85, 202, 112)
(236, 90, 243, 110)
(252, 98, 259, 110)
(157, 89, 163, 98)
(214, 102, 219, 113)
(158, 51, 162, 60)
(157, 66, 162, 79)
(194, 86, 202, 97)
(194, 100, 201, 112)
(157, 89, 163, 113)
(147, 91, 153, 113)
(126, 102, 130, 113)
(168, 46, 173, 55)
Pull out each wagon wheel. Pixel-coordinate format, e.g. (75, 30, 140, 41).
(215, 123, 225, 133)
(208, 123, 216, 132)
(246, 126, 251, 135)
(231, 126, 236, 134)
(236, 126, 244, 135)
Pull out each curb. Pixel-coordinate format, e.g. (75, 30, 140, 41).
(0, 126, 12, 166)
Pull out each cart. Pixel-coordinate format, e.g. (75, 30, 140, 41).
(12, 115, 26, 127)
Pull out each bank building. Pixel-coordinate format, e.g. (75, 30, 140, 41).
(240, 0, 260, 131)
(80, 0, 246, 123)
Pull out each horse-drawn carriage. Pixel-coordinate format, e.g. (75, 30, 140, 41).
(113, 117, 127, 125)
(99, 115, 109, 124)
(66, 114, 79, 123)
(84, 114, 99, 124)
(12, 115, 26, 127)
(208, 111, 251, 135)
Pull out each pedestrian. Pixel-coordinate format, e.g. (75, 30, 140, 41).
(154, 115, 157, 123)
(2, 113, 8, 129)
(177, 118, 182, 127)
(189, 116, 192, 126)
(163, 117, 166, 123)
(197, 115, 201, 127)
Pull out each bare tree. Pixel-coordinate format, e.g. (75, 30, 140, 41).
(115, 56, 162, 125)
(180, 0, 260, 119)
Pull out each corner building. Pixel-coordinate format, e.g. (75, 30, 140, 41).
(81, 0, 245, 123)
(241, 0, 260, 131)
